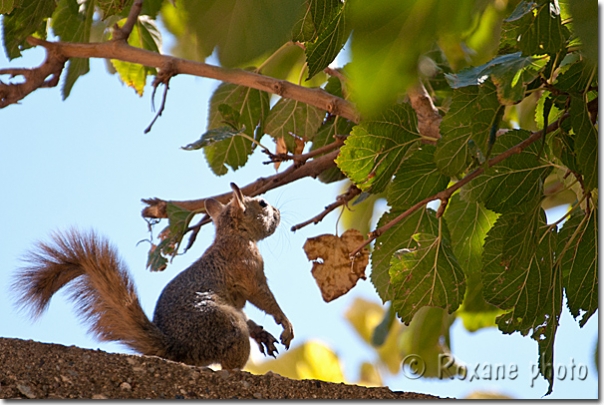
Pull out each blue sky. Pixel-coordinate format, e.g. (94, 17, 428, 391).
(0, 28, 598, 399)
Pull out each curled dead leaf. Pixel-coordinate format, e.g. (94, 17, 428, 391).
(293, 135, 305, 155)
(274, 137, 288, 170)
(303, 229, 370, 302)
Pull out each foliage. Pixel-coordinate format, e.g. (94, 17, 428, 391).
(1, 0, 598, 397)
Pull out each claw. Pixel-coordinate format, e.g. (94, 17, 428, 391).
(250, 325, 280, 357)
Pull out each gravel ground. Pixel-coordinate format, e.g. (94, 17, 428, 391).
(0, 337, 447, 399)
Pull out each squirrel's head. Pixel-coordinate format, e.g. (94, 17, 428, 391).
(204, 183, 280, 242)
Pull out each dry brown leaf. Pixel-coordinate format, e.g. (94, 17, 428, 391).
(274, 137, 288, 170)
(303, 229, 370, 302)
(294, 136, 305, 155)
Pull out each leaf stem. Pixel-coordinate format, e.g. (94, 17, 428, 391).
(237, 131, 271, 152)
(298, 62, 308, 85)
(256, 41, 295, 73)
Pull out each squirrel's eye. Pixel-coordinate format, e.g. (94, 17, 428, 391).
(258, 200, 268, 208)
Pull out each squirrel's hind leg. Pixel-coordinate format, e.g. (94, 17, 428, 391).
(158, 300, 251, 369)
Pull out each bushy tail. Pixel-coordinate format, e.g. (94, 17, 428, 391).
(13, 229, 168, 357)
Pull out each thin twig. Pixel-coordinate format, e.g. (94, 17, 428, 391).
(348, 113, 571, 258)
(145, 64, 177, 133)
(262, 136, 344, 165)
(291, 184, 361, 231)
(113, 0, 143, 41)
(324, 67, 347, 83)
(184, 214, 212, 252)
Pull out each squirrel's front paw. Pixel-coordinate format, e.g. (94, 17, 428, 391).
(249, 324, 279, 357)
(280, 320, 294, 349)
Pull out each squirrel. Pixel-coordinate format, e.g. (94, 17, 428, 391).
(13, 183, 293, 369)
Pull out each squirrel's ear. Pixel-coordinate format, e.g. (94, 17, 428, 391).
(205, 198, 224, 221)
(230, 183, 245, 211)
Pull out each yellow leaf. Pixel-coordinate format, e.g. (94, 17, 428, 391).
(245, 340, 346, 383)
(357, 362, 383, 387)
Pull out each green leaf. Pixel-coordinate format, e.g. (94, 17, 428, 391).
(482, 206, 556, 331)
(2, 0, 56, 59)
(499, 2, 532, 54)
(0, 0, 15, 14)
(532, 250, 562, 397)
(97, 0, 132, 17)
(385, 144, 449, 211)
(292, 0, 341, 43)
(462, 129, 552, 213)
(482, 201, 562, 395)
(161, 0, 303, 67)
(311, 115, 354, 183)
(504, 1, 538, 22)
(166, 202, 195, 236)
(553, 60, 597, 94)
(444, 194, 500, 329)
(371, 208, 439, 302)
(550, 129, 580, 174)
(517, 1, 569, 56)
(535, 91, 563, 130)
(141, 0, 163, 18)
(147, 203, 196, 272)
(264, 97, 325, 152)
(51, 0, 95, 99)
(569, 0, 598, 64)
(559, 210, 598, 327)
(347, 0, 482, 117)
(305, 1, 349, 80)
(570, 96, 598, 191)
(204, 82, 270, 175)
(323, 74, 344, 98)
(434, 80, 500, 177)
(336, 103, 420, 193)
(446, 52, 548, 104)
(147, 236, 169, 272)
(110, 16, 161, 96)
(216, 104, 241, 129)
(182, 126, 246, 151)
(389, 225, 466, 323)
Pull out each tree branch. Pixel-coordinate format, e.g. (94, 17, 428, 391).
(112, 0, 143, 41)
(0, 48, 67, 107)
(349, 113, 570, 257)
(142, 149, 341, 218)
(21, 37, 360, 123)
